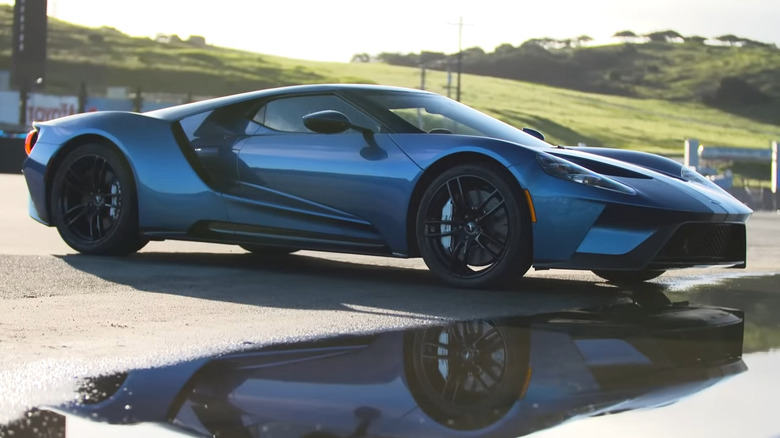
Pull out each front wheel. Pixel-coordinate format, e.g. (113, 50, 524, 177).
(50, 144, 147, 255)
(404, 321, 531, 430)
(592, 269, 666, 283)
(416, 164, 532, 288)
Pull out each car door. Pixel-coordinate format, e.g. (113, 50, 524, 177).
(224, 93, 422, 255)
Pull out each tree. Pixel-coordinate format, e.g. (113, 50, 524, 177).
(462, 46, 486, 64)
(377, 52, 418, 66)
(575, 35, 593, 47)
(520, 38, 558, 50)
(558, 38, 574, 48)
(738, 38, 771, 48)
(494, 43, 516, 54)
(186, 35, 207, 47)
(707, 77, 771, 106)
(350, 53, 370, 63)
(462, 46, 485, 56)
(645, 30, 684, 42)
(716, 34, 740, 46)
(686, 36, 707, 45)
(419, 51, 447, 64)
(614, 30, 637, 42)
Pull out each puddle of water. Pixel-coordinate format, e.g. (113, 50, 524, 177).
(2, 275, 778, 438)
(529, 351, 780, 438)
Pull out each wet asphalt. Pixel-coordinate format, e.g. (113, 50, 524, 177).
(1, 174, 778, 430)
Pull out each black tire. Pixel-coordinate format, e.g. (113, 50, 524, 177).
(592, 269, 666, 283)
(404, 321, 531, 430)
(416, 164, 532, 288)
(50, 143, 148, 255)
(240, 244, 299, 256)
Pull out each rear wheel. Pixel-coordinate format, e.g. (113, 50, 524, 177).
(50, 144, 147, 255)
(240, 244, 298, 256)
(416, 164, 532, 288)
(592, 269, 666, 283)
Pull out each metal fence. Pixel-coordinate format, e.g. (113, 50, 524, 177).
(685, 139, 779, 210)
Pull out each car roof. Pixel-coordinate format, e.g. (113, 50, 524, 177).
(145, 84, 433, 121)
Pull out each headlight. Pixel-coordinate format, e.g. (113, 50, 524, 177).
(537, 153, 636, 195)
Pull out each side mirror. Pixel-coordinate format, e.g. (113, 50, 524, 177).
(522, 127, 545, 141)
(303, 110, 352, 134)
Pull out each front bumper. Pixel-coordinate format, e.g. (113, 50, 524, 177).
(534, 202, 748, 270)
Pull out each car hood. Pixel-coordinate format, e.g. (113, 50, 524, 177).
(390, 133, 750, 217)
(548, 146, 753, 216)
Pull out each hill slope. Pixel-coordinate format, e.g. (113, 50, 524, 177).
(0, 5, 778, 155)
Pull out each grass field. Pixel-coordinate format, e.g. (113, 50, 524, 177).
(270, 57, 779, 155)
(1, 5, 778, 156)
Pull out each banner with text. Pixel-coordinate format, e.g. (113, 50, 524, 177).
(25, 93, 78, 125)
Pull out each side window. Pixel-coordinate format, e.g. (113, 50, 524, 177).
(252, 95, 380, 133)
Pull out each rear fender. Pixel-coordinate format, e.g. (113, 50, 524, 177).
(31, 112, 228, 232)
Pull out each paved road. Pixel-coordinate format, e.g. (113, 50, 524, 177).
(1, 173, 778, 423)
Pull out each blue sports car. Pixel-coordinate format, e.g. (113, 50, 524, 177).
(22, 84, 751, 287)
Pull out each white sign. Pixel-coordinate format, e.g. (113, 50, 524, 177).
(0, 91, 20, 125)
(25, 93, 78, 125)
(0, 71, 10, 91)
(700, 146, 773, 162)
(106, 86, 128, 99)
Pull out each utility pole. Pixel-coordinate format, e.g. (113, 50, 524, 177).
(78, 81, 87, 113)
(448, 17, 471, 102)
(19, 78, 28, 126)
(456, 16, 463, 102)
(12, 0, 48, 126)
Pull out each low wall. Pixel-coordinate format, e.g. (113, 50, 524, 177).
(0, 138, 25, 174)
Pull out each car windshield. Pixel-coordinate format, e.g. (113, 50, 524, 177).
(357, 91, 552, 148)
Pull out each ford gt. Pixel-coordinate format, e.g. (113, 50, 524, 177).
(22, 84, 751, 287)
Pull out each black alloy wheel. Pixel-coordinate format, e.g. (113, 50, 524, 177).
(404, 320, 530, 430)
(50, 144, 147, 255)
(592, 269, 666, 283)
(416, 164, 531, 288)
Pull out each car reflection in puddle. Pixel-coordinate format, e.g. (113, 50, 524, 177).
(2, 288, 747, 438)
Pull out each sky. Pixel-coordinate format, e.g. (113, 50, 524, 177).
(3, 0, 780, 62)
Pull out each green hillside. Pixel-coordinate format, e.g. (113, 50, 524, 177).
(377, 36, 780, 127)
(0, 5, 357, 95)
(1, 5, 778, 156)
(381, 40, 780, 101)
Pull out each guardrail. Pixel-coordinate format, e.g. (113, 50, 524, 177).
(685, 139, 779, 195)
(0, 137, 25, 174)
(685, 139, 778, 210)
